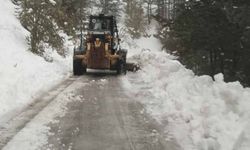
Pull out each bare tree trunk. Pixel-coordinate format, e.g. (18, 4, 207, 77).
(147, 0, 152, 24)
(219, 48, 225, 74)
(147, 3, 150, 24)
(209, 49, 215, 80)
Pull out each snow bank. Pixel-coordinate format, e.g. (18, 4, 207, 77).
(3, 80, 88, 150)
(123, 21, 250, 150)
(0, 0, 72, 122)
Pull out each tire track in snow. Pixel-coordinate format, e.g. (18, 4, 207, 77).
(0, 76, 78, 148)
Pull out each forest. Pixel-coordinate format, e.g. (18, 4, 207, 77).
(157, 0, 250, 86)
(12, 0, 250, 86)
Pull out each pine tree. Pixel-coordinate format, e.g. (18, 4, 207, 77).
(125, 0, 146, 38)
(143, 0, 154, 24)
(19, 0, 64, 56)
(158, 0, 250, 85)
(97, 0, 121, 17)
(54, 0, 89, 35)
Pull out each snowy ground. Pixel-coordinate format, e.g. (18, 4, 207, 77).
(122, 21, 250, 150)
(0, 0, 72, 122)
(2, 78, 88, 150)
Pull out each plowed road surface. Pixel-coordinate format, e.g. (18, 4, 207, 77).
(0, 73, 180, 150)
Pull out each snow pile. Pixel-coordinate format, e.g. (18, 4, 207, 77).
(123, 22, 250, 150)
(0, 0, 72, 121)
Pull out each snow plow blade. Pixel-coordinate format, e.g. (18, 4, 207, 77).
(126, 62, 140, 72)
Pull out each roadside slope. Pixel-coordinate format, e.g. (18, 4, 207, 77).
(0, 0, 71, 122)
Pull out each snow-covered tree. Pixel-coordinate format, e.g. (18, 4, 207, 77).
(54, 0, 89, 34)
(124, 0, 146, 38)
(93, 0, 121, 17)
(19, 0, 64, 56)
(158, 0, 250, 85)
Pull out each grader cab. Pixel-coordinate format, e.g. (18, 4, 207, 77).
(73, 14, 127, 75)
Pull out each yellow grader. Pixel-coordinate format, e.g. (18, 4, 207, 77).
(73, 14, 129, 75)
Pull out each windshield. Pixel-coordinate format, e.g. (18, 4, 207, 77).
(89, 18, 111, 31)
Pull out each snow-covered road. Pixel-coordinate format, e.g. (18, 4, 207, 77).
(1, 74, 181, 150)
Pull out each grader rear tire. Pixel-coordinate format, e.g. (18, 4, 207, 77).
(116, 60, 127, 75)
(73, 59, 86, 75)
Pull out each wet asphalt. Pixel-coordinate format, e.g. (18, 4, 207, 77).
(46, 73, 181, 150)
(0, 73, 181, 150)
